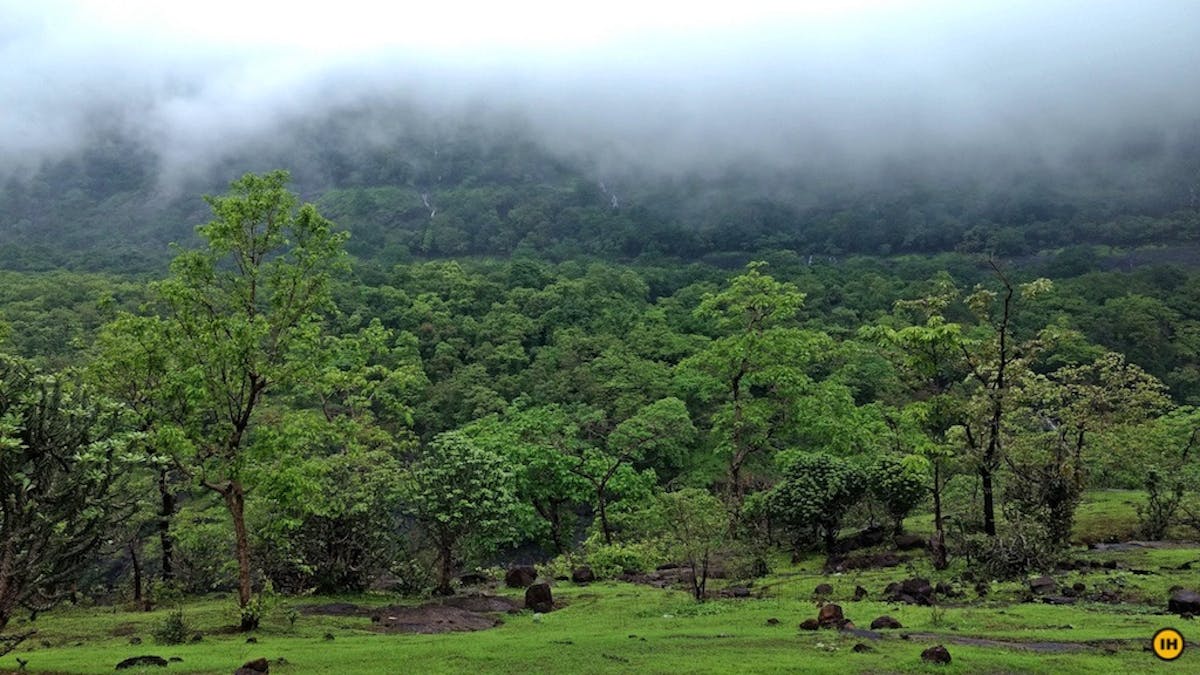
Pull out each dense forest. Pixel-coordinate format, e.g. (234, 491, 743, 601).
(2, 161, 1199, 659)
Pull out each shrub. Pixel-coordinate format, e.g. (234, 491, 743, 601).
(152, 608, 190, 645)
(584, 541, 663, 579)
(1137, 467, 1184, 540)
(868, 455, 928, 535)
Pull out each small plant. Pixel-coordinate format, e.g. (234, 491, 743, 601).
(929, 604, 946, 628)
(285, 608, 299, 630)
(152, 608, 190, 645)
(1137, 468, 1183, 540)
(237, 580, 277, 631)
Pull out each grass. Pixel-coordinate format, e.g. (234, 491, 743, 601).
(1, 491, 1197, 674)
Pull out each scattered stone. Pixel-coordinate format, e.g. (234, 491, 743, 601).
(128, 636, 141, 645)
(525, 583, 554, 613)
(814, 583, 833, 596)
(323, 633, 335, 641)
(974, 581, 989, 597)
(837, 525, 887, 553)
(920, 645, 952, 664)
(116, 656, 168, 669)
(505, 565, 538, 588)
(169, 657, 183, 663)
(189, 633, 204, 643)
(826, 552, 905, 572)
(1072, 582, 1086, 593)
(817, 604, 845, 629)
(571, 566, 595, 583)
(1169, 589, 1200, 615)
(852, 642, 874, 653)
(458, 572, 489, 586)
(245, 637, 257, 644)
(1041, 596, 1077, 605)
(234, 657, 269, 674)
(935, 582, 956, 597)
(728, 586, 751, 598)
(371, 605, 501, 633)
(1029, 576, 1056, 595)
(766, 618, 780, 625)
(799, 618, 820, 631)
(888, 578, 934, 605)
(870, 616, 902, 630)
(894, 533, 924, 551)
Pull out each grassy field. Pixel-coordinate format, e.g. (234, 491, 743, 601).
(1, 491, 1196, 674)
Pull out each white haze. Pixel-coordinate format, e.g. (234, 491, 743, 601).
(2, 0, 1199, 185)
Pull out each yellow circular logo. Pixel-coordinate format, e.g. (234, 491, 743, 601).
(1153, 628, 1186, 661)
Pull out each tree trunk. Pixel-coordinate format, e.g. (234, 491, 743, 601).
(158, 467, 175, 583)
(435, 540, 454, 596)
(129, 542, 144, 610)
(598, 488, 613, 545)
(981, 466, 996, 537)
(931, 461, 948, 570)
(223, 482, 255, 630)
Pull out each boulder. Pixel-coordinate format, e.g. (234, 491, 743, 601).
(458, 572, 489, 586)
(887, 578, 934, 605)
(921, 645, 952, 664)
(894, 533, 925, 551)
(1169, 589, 1200, 615)
(234, 658, 269, 675)
(505, 565, 538, 588)
(525, 583, 554, 613)
(870, 615, 902, 630)
(116, 656, 168, 669)
(1029, 576, 1056, 595)
(571, 566, 595, 583)
(853, 585, 868, 601)
(817, 604, 845, 629)
(766, 617, 780, 625)
(935, 582, 956, 597)
(814, 583, 833, 596)
(799, 618, 820, 631)
(1072, 582, 1086, 593)
(852, 642, 874, 653)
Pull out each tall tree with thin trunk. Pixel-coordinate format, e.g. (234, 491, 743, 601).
(156, 170, 347, 629)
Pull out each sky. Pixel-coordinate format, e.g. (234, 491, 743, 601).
(2, 0, 1199, 182)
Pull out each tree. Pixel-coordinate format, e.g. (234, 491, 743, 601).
(405, 432, 519, 595)
(644, 489, 727, 601)
(678, 262, 824, 505)
(0, 355, 138, 656)
(868, 455, 928, 536)
(765, 452, 865, 554)
(156, 170, 348, 628)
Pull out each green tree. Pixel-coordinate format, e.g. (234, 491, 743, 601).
(405, 432, 519, 595)
(765, 452, 866, 554)
(0, 355, 139, 655)
(155, 170, 348, 627)
(638, 489, 727, 601)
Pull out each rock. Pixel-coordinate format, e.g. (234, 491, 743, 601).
(1072, 582, 1086, 593)
(458, 572, 489, 586)
(234, 658, 269, 674)
(814, 583, 833, 596)
(505, 565, 538, 588)
(837, 525, 887, 553)
(1169, 589, 1200, 615)
(1041, 596, 1077, 605)
(921, 645, 952, 664)
(729, 586, 751, 598)
(888, 578, 934, 605)
(169, 657, 183, 663)
(870, 615, 902, 629)
(525, 583, 554, 613)
(766, 618, 780, 625)
(974, 581, 989, 597)
(894, 533, 924, 550)
(245, 637, 257, 644)
(571, 566, 595, 583)
(116, 656, 168, 669)
(323, 632, 335, 641)
(799, 618, 820, 631)
(852, 642, 874, 653)
(817, 604, 845, 629)
(128, 636, 142, 645)
(190, 633, 203, 643)
(1029, 576, 1056, 595)
(853, 585, 868, 601)
(935, 582, 955, 597)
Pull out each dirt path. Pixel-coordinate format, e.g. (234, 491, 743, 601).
(898, 632, 1196, 653)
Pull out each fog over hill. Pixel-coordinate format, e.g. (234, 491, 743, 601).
(1, 0, 1199, 267)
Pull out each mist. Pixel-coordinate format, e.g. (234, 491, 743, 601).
(2, 0, 1199, 191)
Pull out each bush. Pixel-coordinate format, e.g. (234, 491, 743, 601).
(868, 455, 928, 535)
(152, 608, 190, 645)
(955, 518, 1059, 580)
(1138, 467, 1185, 539)
(765, 452, 866, 553)
(584, 541, 664, 579)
